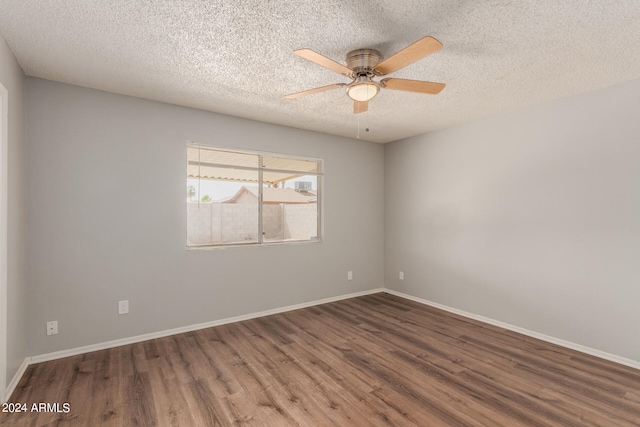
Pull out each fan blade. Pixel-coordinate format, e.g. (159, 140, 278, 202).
(374, 36, 443, 75)
(284, 83, 345, 99)
(380, 78, 445, 94)
(294, 49, 353, 76)
(353, 100, 368, 114)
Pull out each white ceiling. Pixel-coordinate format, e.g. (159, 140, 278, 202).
(1, 1, 640, 143)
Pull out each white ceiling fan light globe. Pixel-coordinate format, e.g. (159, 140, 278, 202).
(347, 82, 379, 101)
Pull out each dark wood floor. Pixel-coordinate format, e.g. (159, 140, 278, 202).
(3, 293, 640, 426)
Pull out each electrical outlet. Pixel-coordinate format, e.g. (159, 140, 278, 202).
(118, 300, 129, 315)
(399, 271, 404, 280)
(46, 321, 58, 336)
(347, 271, 353, 280)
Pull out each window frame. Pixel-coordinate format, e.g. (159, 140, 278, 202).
(186, 143, 323, 249)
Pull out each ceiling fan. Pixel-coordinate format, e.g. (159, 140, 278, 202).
(285, 36, 446, 114)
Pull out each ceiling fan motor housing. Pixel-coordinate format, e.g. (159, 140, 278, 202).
(346, 49, 382, 76)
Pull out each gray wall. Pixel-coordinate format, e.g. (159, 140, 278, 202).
(20, 67, 640, 364)
(26, 78, 384, 356)
(385, 78, 640, 362)
(0, 33, 27, 396)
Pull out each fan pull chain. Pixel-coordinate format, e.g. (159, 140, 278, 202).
(356, 104, 370, 139)
(364, 106, 371, 138)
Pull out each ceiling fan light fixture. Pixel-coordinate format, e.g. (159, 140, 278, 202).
(346, 76, 379, 102)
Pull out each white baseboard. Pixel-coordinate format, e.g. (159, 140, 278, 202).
(383, 289, 640, 371)
(30, 288, 385, 364)
(16, 286, 638, 402)
(3, 357, 29, 403)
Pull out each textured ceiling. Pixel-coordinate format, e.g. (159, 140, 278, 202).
(1, 1, 640, 143)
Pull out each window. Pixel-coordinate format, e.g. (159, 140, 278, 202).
(186, 144, 322, 247)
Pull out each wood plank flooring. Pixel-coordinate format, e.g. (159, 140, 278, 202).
(2, 292, 640, 426)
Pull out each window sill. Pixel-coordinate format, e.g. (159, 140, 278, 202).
(186, 238, 323, 251)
